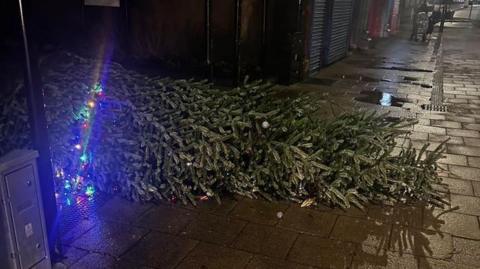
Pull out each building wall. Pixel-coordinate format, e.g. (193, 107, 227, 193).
(211, 0, 236, 78)
(390, 0, 401, 33)
(239, 0, 265, 80)
(350, 0, 371, 49)
(129, 1, 206, 66)
(399, 0, 422, 28)
(368, 0, 391, 38)
(263, 0, 305, 84)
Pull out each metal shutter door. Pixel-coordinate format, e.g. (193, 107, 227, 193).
(326, 0, 353, 64)
(391, 0, 400, 33)
(309, 0, 327, 73)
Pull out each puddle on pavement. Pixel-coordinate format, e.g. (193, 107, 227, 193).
(355, 90, 408, 107)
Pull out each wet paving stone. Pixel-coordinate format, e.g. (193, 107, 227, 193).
(418, 257, 477, 269)
(233, 223, 298, 259)
(438, 153, 468, 166)
(176, 243, 253, 269)
(71, 221, 148, 257)
(417, 118, 431, 126)
(413, 125, 446, 135)
(445, 115, 477, 123)
(330, 206, 368, 218)
(278, 206, 338, 236)
(409, 131, 429, 140)
(428, 133, 464, 145)
(352, 245, 418, 269)
(440, 177, 474, 196)
(431, 120, 462, 129)
(330, 216, 391, 249)
(389, 226, 453, 259)
(447, 128, 480, 138)
(96, 196, 153, 224)
(452, 237, 480, 267)
(229, 198, 289, 226)
(182, 195, 238, 216)
(58, 246, 89, 267)
(464, 123, 480, 131)
(449, 165, 480, 181)
(419, 113, 446, 120)
(69, 253, 116, 269)
(137, 205, 196, 234)
(449, 194, 480, 216)
(180, 214, 247, 246)
(472, 181, 480, 196)
(113, 260, 157, 269)
(121, 232, 198, 269)
(463, 137, 480, 147)
(287, 235, 355, 268)
(423, 210, 480, 240)
(447, 98, 469, 104)
(245, 256, 313, 269)
(468, 156, 480, 168)
(61, 219, 97, 246)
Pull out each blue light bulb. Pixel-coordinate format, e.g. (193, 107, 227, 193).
(80, 154, 88, 163)
(85, 185, 95, 197)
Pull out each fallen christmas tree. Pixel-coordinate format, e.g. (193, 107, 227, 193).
(0, 52, 447, 209)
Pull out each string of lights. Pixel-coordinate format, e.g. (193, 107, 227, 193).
(55, 83, 104, 204)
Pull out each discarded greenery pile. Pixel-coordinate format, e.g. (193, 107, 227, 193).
(1, 52, 446, 208)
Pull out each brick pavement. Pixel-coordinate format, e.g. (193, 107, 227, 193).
(58, 12, 480, 269)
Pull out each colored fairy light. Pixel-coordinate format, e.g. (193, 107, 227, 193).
(64, 180, 71, 190)
(80, 154, 88, 163)
(55, 168, 64, 178)
(93, 83, 103, 94)
(57, 83, 106, 203)
(85, 185, 95, 197)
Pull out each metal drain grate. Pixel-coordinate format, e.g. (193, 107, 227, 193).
(421, 104, 448, 112)
(422, 34, 447, 113)
(58, 192, 112, 235)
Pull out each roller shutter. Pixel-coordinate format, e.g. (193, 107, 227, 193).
(309, 0, 327, 73)
(326, 0, 353, 65)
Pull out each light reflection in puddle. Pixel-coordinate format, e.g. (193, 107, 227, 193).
(355, 90, 408, 108)
(380, 92, 392, 107)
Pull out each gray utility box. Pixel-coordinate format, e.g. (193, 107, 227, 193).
(0, 150, 51, 269)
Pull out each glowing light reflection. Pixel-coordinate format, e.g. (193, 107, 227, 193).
(380, 93, 392, 107)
